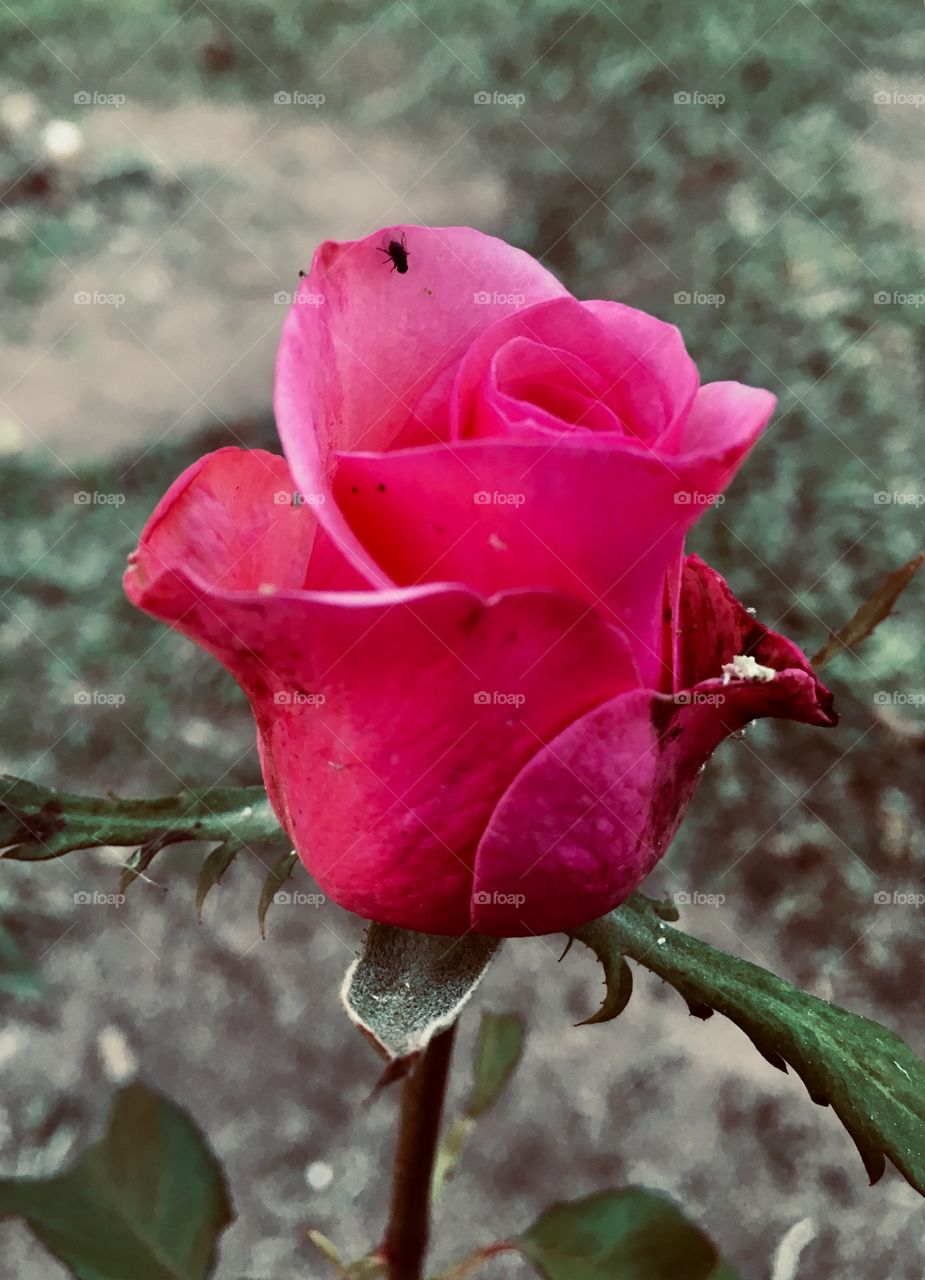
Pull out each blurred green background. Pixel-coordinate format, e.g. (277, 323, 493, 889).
(1, 3, 923, 1277)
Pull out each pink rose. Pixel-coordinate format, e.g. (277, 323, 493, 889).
(125, 225, 835, 937)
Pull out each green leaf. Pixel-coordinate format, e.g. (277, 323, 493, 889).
(466, 1011, 525, 1118)
(574, 895, 925, 1193)
(811, 550, 924, 668)
(0, 776, 281, 862)
(515, 1188, 722, 1280)
(341, 924, 500, 1063)
(0, 1082, 232, 1280)
(432, 1010, 526, 1202)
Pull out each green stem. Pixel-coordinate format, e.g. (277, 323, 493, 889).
(381, 1025, 457, 1280)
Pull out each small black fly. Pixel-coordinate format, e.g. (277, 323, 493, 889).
(378, 233, 410, 274)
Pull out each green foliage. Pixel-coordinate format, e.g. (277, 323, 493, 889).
(575, 895, 925, 1194)
(811, 551, 925, 668)
(514, 1188, 733, 1280)
(0, 1083, 232, 1280)
(432, 1011, 526, 1201)
(465, 1010, 526, 1118)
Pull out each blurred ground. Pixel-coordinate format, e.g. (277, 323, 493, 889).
(1, 3, 924, 1278)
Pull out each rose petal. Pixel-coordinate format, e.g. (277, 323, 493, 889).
(452, 297, 698, 444)
(125, 450, 641, 935)
(332, 432, 765, 688)
(470, 557, 836, 935)
(274, 224, 567, 582)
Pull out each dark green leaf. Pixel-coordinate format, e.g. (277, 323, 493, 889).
(432, 1011, 526, 1201)
(574, 895, 925, 1193)
(341, 924, 500, 1062)
(466, 1011, 526, 1117)
(812, 550, 924, 668)
(0, 1082, 232, 1280)
(516, 1188, 721, 1280)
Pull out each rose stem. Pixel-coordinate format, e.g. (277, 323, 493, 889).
(381, 1023, 458, 1280)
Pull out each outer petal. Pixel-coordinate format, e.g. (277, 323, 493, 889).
(681, 380, 777, 461)
(331, 414, 772, 689)
(470, 556, 836, 935)
(274, 225, 567, 582)
(125, 450, 641, 935)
